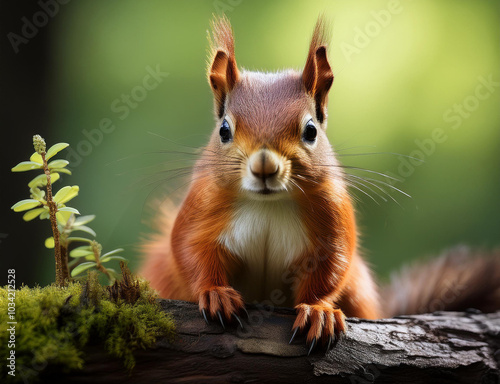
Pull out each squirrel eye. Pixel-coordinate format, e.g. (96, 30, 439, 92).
(302, 120, 317, 143)
(219, 119, 232, 143)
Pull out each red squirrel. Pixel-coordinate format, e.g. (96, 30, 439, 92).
(141, 16, 500, 351)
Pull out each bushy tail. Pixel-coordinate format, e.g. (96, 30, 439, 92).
(139, 200, 193, 301)
(381, 246, 500, 318)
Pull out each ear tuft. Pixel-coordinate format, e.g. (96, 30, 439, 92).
(207, 16, 240, 118)
(302, 16, 334, 124)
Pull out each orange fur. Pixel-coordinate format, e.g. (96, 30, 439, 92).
(139, 201, 192, 301)
(208, 16, 240, 118)
(139, 16, 374, 348)
(141, 18, 500, 350)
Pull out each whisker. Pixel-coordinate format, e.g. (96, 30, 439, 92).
(334, 165, 402, 182)
(347, 175, 393, 204)
(201, 147, 243, 162)
(139, 167, 242, 195)
(294, 174, 320, 185)
(344, 181, 379, 205)
(362, 177, 411, 199)
(337, 152, 424, 162)
(289, 179, 314, 213)
(125, 161, 240, 193)
(126, 160, 240, 181)
(130, 170, 193, 191)
(141, 169, 217, 210)
(346, 186, 362, 205)
(138, 146, 243, 163)
(114, 159, 195, 176)
(334, 145, 377, 153)
(147, 131, 206, 151)
(346, 174, 405, 207)
(346, 175, 388, 203)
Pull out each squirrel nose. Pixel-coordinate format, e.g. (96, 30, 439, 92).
(249, 149, 279, 181)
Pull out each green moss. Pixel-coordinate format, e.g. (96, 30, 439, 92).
(0, 275, 175, 383)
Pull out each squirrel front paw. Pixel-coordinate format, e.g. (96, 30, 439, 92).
(290, 302, 346, 354)
(198, 286, 245, 329)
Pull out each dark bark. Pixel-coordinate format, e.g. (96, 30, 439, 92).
(44, 300, 500, 384)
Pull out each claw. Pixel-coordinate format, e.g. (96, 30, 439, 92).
(233, 313, 244, 329)
(201, 308, 209, 324)
(307, 337, 317, 356)
(327, 335, 333, 351)
(242, 307, 249, 319)
(289, 327, 299, 344)
(217, 310, 225, 329)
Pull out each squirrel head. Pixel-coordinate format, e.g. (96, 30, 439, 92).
(202, 16, 343, 201)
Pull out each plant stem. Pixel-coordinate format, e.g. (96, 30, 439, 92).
(91, 241, 113, 282)
(60, 244, 69, 281)
(41, 152, 70, 286)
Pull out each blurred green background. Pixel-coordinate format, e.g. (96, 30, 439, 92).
(1, 0, 499, 286)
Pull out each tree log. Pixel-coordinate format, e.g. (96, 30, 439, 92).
(44, 300, 500, 383)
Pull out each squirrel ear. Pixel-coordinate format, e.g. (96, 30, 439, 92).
(208, 16, 240, 119)
(302, 17, 334, 124)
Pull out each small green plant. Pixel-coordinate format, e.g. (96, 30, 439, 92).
(11, 135, 125, 286)
(45, 215, 125, 283)
(0, 271, 175, 381)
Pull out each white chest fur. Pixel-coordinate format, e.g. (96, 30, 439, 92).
(219, 198, 310, 302)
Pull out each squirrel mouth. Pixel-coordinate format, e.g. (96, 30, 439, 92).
(259, 188, 275, 195)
